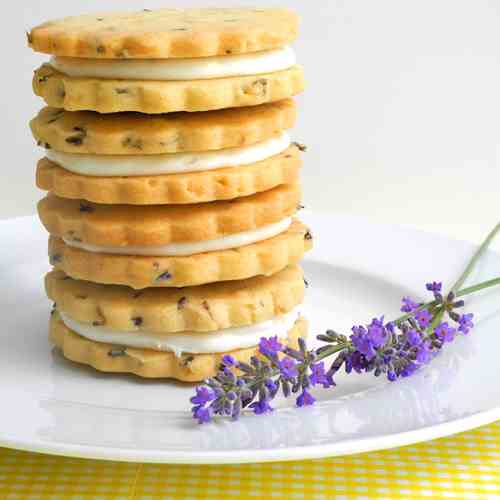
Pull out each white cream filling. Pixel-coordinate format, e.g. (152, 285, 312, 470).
(49, 46, 296, 81)
(59, 309, 301, 357)
(63, 217, 292, 257)
(45, 132, 291, 177)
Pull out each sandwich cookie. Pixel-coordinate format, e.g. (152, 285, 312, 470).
(38, 184, 310, 288)
(31, 101, 302, 205)
(29, 8, 304, 113)
(46, 265, 307, 380)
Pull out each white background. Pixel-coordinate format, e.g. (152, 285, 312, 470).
(2, 1, 500, 248)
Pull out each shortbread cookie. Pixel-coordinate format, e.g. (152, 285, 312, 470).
(28, 8, 299, 59)
(48, 219, 312, 288)
(30, 100, 296, 154)
(36, 144, 301, 205)
(50, 312, 307, 381)
(38, 183, 300, 247)
(33, 64, 304, 113)
(45, 265, 304, 332)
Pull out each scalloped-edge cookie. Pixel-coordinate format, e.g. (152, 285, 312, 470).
(45, 265, 304, 333)
(28, 8, 299, 59)
(30, 100, 296, 154)
(48, 219, 312, 288)
(33, 64, 304, 113)
(49, 312, 307, 381)
(38, 183, 300, 247)
(36, 145, 301, 205)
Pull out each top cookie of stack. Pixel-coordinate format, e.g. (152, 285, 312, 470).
(29, 7, 304, 113)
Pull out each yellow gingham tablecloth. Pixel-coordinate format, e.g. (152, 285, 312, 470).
(0, 421, 498, 499)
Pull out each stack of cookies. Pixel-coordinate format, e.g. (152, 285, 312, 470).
(28, 7, 312, 381)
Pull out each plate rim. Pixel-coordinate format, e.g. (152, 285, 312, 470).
(0, 407, 498, 464)
(1, 212, 499, 464)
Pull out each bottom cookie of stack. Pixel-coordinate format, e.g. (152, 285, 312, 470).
(46, 265, 306, 382)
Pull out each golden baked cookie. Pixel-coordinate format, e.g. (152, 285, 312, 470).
(45, 265, 305, 333)
(33, 64, 304, 113)
(48, 219, 312, 288)
(28, 8, 299, 59)
(37, 183, 301, 247)
(30, 100, 296, 154)
(50, 312, 307, 381)
(36, 145, 301, 205)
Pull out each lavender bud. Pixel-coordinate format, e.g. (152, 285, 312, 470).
(281, 379, 291, 397)
(284, 347, 304, 361)
(211, 399, 223, 413)
(298, 337, 307, 354)
(316, 345, 332, 356)
(223, 399, 233, 416)
(250, 356, 261, 368)
(232, 398, 241, 420)
(317, 334, 335, 343)
(325, 329, 338, 337)
(452, 300, 465, 309)
(240, 387, 253, 402)
(259, 386, 269, 402)
(237, 362, 254, 374)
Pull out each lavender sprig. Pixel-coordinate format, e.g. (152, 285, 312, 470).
(191, 223, 500, 423)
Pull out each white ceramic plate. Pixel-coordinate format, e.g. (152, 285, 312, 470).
(0, 213, 499, 464)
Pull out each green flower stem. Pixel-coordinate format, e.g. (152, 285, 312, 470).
(456, 277, 500, 297)
(429, 307, 445, 330)
(315, 342, 351, 362)
(451, 222, 500, 294)
(313, 224, 500, 365)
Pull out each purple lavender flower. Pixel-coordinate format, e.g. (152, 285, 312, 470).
(265, 379, 278, 394)
(416, 341, 433, 364)
(310, 362, 331, 387)
(401, 362, 419, 377)
(415, 309, 432, 329)
(401, 296, 419, 313)
(249, 398, 273, 415)
(407, 329, 422, 346)
(367, 317, 387, 346)
(426, 281, 442, 293)
(434, 322, 457, 343)
(350, 325, 376, 359)
(458, 313, 474, 334)
(346, 351, 368, 373)
(192, 405, 212, 424)
(259, 336, 283, 356)
(350, 318, 388, 361)
(296, 389, 315, 407)
(190, 386, 215, 406)
(222, 355, 237, 367)
(279, 357, 298, 379)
